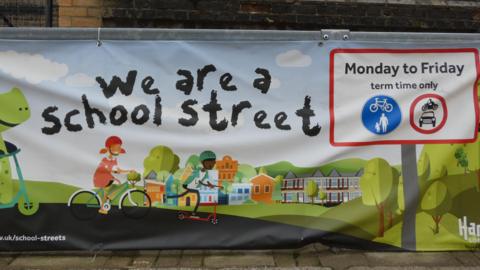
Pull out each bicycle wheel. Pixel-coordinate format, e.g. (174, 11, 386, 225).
(18, 195, 39, 216)
(120, 190, 151, 219)
(69, 191, 100, 220)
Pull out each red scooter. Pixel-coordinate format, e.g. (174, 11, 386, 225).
(178, 201, 218, 224)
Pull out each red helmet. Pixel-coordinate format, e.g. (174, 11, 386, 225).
(104, 136, 126, 154)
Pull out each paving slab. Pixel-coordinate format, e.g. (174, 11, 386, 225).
(273, 253, 296, 267)
(104, 254, 133, 268)
(154, 250, 181, 268)
(297, 253, 321, 266)
(319, 253, 370, 270)
(178, 250, 204, 268)
(131, 250, 160, 268)
(450, 252, 480, 266)
(204, 254, 275, 268)
(8, 255, 109, 269)
(364, 252, 461, 267)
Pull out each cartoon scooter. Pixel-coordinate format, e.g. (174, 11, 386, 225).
(178, 199, 219, 225)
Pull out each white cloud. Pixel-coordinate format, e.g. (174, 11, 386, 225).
(0, 50, 68, 84)
(65, 73, 96, 87)
(276, 49, 312, 67)
(271, 77, 281, 89)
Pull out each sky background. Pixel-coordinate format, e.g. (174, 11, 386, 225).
(0, 39, 475, 188)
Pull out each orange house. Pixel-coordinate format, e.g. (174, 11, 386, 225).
(250, 174, 274, 204)
(216, 155, 238, 187)
(145, 180, 165, 206)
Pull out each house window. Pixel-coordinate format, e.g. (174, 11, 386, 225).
(238, 189, 243, 194)
(265, 185, 271, 193)
(244, 188, 249, 194)
(254, 185, 260, 194)
(287, 180, 294, 188)
(331, 179, 338, 188)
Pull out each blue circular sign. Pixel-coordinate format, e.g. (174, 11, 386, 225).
(361, 95, 401, 135)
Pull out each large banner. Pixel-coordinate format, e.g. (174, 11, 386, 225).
(0, 31, 478, 251)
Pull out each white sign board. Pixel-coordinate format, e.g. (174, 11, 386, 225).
(330, 48, 479, 146)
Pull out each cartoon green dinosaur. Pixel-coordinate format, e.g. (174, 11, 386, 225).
(0, 88, 30, 204)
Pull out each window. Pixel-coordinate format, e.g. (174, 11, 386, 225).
(209, 196, 212, 202)
(286, 180, 293, 188)
(331, 193, 338, 201)
(331, 178, 338, 188)
(265, 185, 271, 193)
(238, 189, 243, 194)
(244, 188, 249, 194)
(254, 185, 260, 194)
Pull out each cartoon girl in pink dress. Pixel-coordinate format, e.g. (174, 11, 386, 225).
(93, 136, 133, 214)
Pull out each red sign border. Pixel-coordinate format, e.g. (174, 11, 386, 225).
(409, 93, 448, 134)
(329, 48, 480, 147)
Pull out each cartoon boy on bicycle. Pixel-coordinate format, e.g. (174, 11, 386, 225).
(168, 150, 220, 217)
(93, 136, 135, 214)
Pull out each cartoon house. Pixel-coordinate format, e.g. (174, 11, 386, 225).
(178, 192, 198, 207)
(281, 169, 363, 205)
(216, 155, 238, 187)
(199, 170, 219, 206)
(144, 171, 165, 206)
(250, 174, 274, 204)
(228, 183, 252, 205)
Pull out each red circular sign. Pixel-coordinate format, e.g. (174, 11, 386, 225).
(409, 93, 448, 134)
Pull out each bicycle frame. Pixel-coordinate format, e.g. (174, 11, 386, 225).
(67, 180, 143, 209)
(0, 150, 31, 209)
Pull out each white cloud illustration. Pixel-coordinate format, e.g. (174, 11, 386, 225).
(0, 50, 68, 84)
(276, 49, 312, 67)
(65, 73, 96, 87)
(271, 77, 281, 89)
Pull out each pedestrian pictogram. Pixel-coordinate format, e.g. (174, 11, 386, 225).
(362, 95, 401, 135)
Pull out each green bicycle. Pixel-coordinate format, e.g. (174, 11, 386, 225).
(67, 178, 151, 220)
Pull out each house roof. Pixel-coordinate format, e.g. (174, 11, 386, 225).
(250, 174, 274, 183)
(284, 171, 297, 179)
(312, 169, 324, 177)
(328, 169, 341, 177)
(145, 170, 157, 180)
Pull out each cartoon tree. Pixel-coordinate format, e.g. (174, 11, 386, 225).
(417, 152, 431, 188)
(238, 164, 257, 181)
(157, 171, 170, 182)
(143, 145, 180, 177)
(421, 181, 452, 234)
(454, 148, 469, 174)
(385, 168, 400, 229)
(185, 154, 200, 169)
(306, 180, 319, 204)
(272, 175, 284, 202)
(258, 166, 268, 175)
(318, 191, 327, 203)
(359, 158, 394, 237)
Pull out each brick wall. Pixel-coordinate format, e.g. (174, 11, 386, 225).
(58, 0, 101, 27)
(4, 0, 480, 32)
(98, 0, 480, 32)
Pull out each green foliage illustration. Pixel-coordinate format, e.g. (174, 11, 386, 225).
(143, 145, 180, 177)
(421, 181, 452, 234)
(360, 158, 394, 237)
(306, 180, 319, 204)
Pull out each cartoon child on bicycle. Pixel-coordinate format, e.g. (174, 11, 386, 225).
(168, 150, 221, 217)
(93, 136, 135, 214)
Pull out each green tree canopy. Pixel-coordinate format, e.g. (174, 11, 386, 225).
(421, 181, 452, 234)
(306, 180, 319, 204)
(143, 145, 180, 177)
(359, 158, 394, 237)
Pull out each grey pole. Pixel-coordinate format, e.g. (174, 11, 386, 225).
(401, 144, 419, 251)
